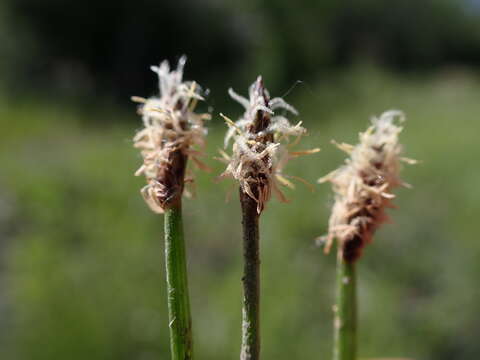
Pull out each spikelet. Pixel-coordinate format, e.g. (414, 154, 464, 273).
(132, 56, 210, 213)
(220, 76, 319, 214)
(319, 110, 416, 262)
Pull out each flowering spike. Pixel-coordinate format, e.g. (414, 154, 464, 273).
(320, 110, 415, 262)
(220, 76, 318, 213)
(132, 57, 210, 213)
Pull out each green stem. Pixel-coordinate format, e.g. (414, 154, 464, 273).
(164, 203, 193, 360)
(239, 189, 260, 360)
(333, 251, 357, 360)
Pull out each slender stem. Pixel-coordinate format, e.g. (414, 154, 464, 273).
(164, 202, 193, 360)
(239, 189, 260, 360)
(333, 251, 357, 360)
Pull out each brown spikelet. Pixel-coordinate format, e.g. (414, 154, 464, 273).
(220, 76, 319, 214)
(319, 110, 416, 262)
(132, 56, 210, 213)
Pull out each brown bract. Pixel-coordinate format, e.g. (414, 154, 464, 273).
(319, 110, 416, 262)
(220, 76, 319, 214)
(132, 56, 210, 213)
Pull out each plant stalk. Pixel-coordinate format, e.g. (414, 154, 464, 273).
(164, 202, 193, 360)
(239, 189, 261, 360)
(333, 250, 357, 360)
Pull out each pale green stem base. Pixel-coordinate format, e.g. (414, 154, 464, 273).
(333, 253, 357, 360)
(164, 203, 193, 360)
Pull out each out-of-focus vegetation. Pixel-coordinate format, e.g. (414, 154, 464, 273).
(2, 67, 480, 360)
(2, 0, 480, 359)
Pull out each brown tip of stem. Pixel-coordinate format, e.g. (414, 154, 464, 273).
(341, 235, 364, 263)
(248, 78, 272, 137)
(156, 146, 188, 210)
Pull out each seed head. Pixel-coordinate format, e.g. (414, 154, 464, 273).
(132, 56, 210, 213)
(220, 76, 319, 214)
(319, 110, 416, 262)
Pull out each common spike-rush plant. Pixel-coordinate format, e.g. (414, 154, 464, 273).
(219, 76, 319, 360)
(131, 56, 210, 360)
(318, 110, 416, 360)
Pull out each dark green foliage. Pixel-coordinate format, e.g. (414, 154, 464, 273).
(2, 0, 480, 104)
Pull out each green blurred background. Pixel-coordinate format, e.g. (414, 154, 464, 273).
(1, 0, 480, 359)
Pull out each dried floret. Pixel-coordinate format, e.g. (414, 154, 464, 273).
(132, 56, 210, 213)
(319, 110, 416, 262)
(220, 76, 319, 213)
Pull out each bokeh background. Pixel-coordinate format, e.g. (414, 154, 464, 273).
(1, 1, 480, 359)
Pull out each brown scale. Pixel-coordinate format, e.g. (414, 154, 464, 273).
(153, 100, 189, 209)
(341, 163, 386, 263)
(241, 78, 274, 213)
